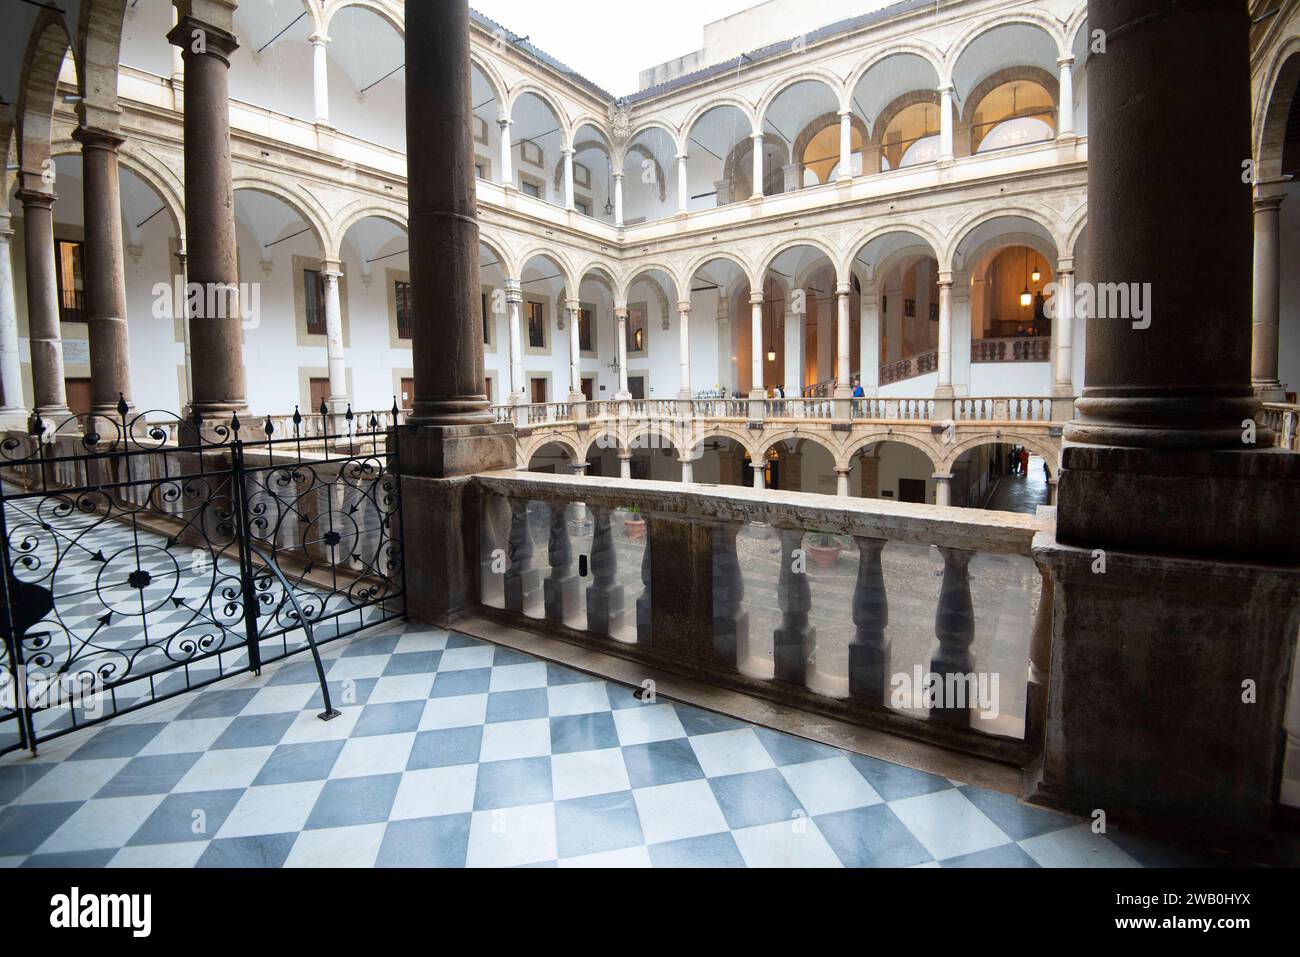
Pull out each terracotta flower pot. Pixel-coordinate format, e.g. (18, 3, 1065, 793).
(808, 543, 840, 568)
(624, 517, 647, 540)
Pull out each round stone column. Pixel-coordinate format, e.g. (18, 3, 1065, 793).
(17, 189, 70, 420)
(73, 126, 135, 416)
(402, 0, 491, 425)
(1251, 190, 1286, 401)
(168, 17, 247, 417)
(1066, 0, 1257, 450)
(0, 220, 27, 418)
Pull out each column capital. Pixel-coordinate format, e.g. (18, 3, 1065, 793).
(752, 131, 765, 141)
(932, 472, 954, 481)
(677, 152, 689, 162)
(561, 145, 575, 157)
(612, 169, 624, 180)
(167, 17, 240, 62)
(677, 301, 692, 314)
(937, 83, 954, 95)
(836, 281, 852, 297)
(1253, 188, 1288, 212)
(504, 278, 523, 303)
(16, 188, 56, 210)
(308, 33, 331, 46)
(838, 108, 853, 120)
(614, 299, 629, 315)
(497, 114, 513, 127)
(565, 298, 581, 312)
(71, 126, 126, 152)
(937, 271, 954, 286)
(749, 292, 764, 307)
(1057, 55, 1076, 69)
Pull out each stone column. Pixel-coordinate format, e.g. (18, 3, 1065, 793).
(751, 132, 764, 199)
(677, 301, 692, 400)
(1057, 57, 1075, 138)
(619, 449, 632, 480)
(566, 298, 583, 403)
(397, 0, 516, 627)
(1251, 189, 1286, 401)
(1032, 0, 1300, 840)
(859, 283, 880, 396)
(506, 279, 524, 400)
(173, 248, 193, 407)
(0, 220, 28, 420)
(680, 456, 694, 484)
(676, 153, 689, 215)
(783, 305, 803, 396)
(168, 12, 246, 417)
(311, 33, 331, 126)
(614, 302, 630, 399)
(18, 188, 70, 420)
(498, 116, 514, 188)
(321, 264, 347, 412)
(749, 292, 765, 397)
(936, 273, 954, 398)
(562, 146, 575, 210)
(1052, 266, 1076, 416)
(834, 282, 852, 410)
(933, 473, 952, 506)
(613, 171, 624, 226)
(938, 85, 954, 162)
(73, 127, 135, 417)
(752, 462, 765, 490)
(837, 110, 854, 182)
(835, 467, 851, 497)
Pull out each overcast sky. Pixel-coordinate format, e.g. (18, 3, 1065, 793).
(472, 0, 756, 96)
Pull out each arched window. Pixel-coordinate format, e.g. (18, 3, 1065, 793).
(881, 102, 941, 171)
(971, 80, 1055, 153)
(801, 122, 863, 185)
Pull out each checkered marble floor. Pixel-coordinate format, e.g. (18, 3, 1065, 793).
(0, 622, 1211, 868)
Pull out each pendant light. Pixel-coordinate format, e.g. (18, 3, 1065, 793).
(604, 156, 614, 216)
(1031, 252, 1042, 284)
(766, 298, 776, 363)
(1020, 247, 1033, 308)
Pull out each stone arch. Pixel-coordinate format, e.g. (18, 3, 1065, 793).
(619, 262, 681, 304)
(331, 201, 409, 259)
(957, 66, 1060, 155)
(470, 52, 508, 119)
(627, 420, 683, 455)
(697, 425, 761, 463)
(945, 207, 1063, 272)
(526, 434, 583, 468)
(476, 234, 517, 280)
(322, 0, 402, 37)
(940, 432, 1060, 474)
(944, 13, 1067, 85)
(1065, 213, 1088, 266)
(683, 251, 757, 291)
(869, 89, 941, 147)
(50, 136, 187, 241)
(681, 97, 759, 149)
(757, 428, 840, 463)
(231, 177, 332, 258)
(516, 245, 577, 292)
(619, 120, 677, 169)
(505, 83, 572, 145)
(1255, 41, 1300, 184)
(846, 43, 945, 101)
(758, 238, 844, 285)
(579, 427, 626, 461)
(837, 432, 939, 472)
(842, 225, 944, 282)
(568, 115, 611, 151)
(16, 11, 73, 174)
(720, 133, 789, 196)
(757, 68, 848, 120)
(76, 0, 129, 118)
(791, 110, 868, 178)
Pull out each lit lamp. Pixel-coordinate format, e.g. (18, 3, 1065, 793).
(1020, 248, 1033, 307)
(767, 347, 777, 362)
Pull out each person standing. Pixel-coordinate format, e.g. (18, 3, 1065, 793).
(1020, 446, 1030, 476)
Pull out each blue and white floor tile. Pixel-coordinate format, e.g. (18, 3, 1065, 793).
(0, 622, 1205, 868)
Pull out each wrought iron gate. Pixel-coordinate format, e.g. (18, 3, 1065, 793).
(0, 402, 405, 756)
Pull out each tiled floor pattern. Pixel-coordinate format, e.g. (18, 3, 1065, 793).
(0, 622, 1210, 868)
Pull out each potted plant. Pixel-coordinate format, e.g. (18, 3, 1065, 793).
(623, 506, 647, 540)
(807, 531, 842, 568)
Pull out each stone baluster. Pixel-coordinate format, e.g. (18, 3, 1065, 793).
(543, 501, 580, 623)
(635, 522, 652, 644)
(929, 546, 976, 726)
(712, 521, 748, 666)
(586, 506, 625, 635)
(849, 537, 890, 704)
(773, 528, 815, 685)
(504, 498, 540, 613)
(1025, 559, 1053, 749)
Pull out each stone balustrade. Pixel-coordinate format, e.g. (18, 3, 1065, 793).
(971, 337, 1052, 363)
(880, 350, 939, 385)
(474, 468, 1049, 760)
(1260, 402, 1299, 452)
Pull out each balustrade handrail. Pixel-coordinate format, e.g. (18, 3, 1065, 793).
(474, 468, 1043, 556)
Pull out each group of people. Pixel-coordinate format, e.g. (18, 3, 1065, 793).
(1007, 445, 1032, 476)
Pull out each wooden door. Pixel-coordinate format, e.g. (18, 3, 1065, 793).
(65, 378, 92, 416)
(530, 378, 548, 404)
(309, 377, 330, 414)
(400, 378, 415, 411)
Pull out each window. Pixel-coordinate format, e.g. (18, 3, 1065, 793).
(971, 80, 1055, 153)
(395, 280, 413, 340)
(576, 200, 591, 217)
(520, 139, 543, 168)
(520, 178, 542, 199)
(55, 241, 84, 324)
(574, 162, 591, 189)
(473, 115, 489, 146)
(527, 301, 546, 348)
(475, 162, 488, 180)
(626, 305, 647, 355)
(303, 269, 328, 335)
(578, 307, 594, 353)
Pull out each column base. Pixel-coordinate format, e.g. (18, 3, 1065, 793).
(1056, 444, 1300, 562)
(1026, 526, 1300, 840)
(544, 572, 581, 624)
(1253, 380, 1288, 404)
